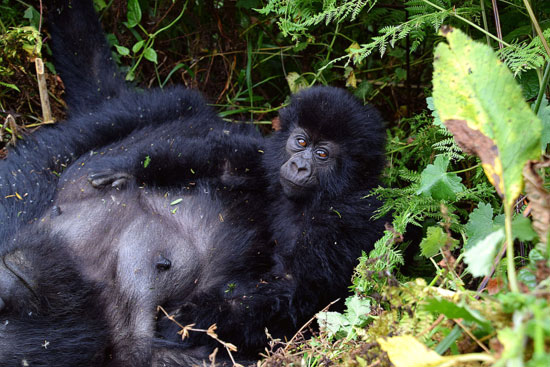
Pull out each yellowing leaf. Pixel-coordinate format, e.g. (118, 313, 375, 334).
(432, 28, 541, 208)
(345, 69, 357, 88)
(377, 335, 444, 367)
(286, 72, 308, 94)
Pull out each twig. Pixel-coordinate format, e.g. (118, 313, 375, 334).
(157, 305, 243, 367)
(284, 298, 340, 352)
(38, 0, 43, 33)
(418, 314, 445, 338)
(490, 0, 504, 49)
(453, 318, 490, 353)
(35, 58, 54, 124)
(1, 115, 18, 145)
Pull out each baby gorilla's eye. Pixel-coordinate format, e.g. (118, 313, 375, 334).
(316, 149, 328, 159)
(297, 138, 307, 147)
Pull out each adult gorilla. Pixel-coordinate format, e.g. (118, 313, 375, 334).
(0, 1, 387, 366)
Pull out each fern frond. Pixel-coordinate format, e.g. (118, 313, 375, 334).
(499, 30, 550, 76)
(257, 0, 376, 40)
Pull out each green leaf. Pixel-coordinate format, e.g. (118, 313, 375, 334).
(127, 0, 142, 28)
(464, 229, 505, 277)
(170, 198, 183, 206)
(93, 0, 107, 11)
(512, 215, 537, 242)
(426, 97, 444, 128)
(316, 295, 371, 338)
(125, 70, 135, 82)
(143, 155, 151, 168)
(132, 40, 145, 53)
(23, 7, 40, 29)
(114, 45, 130, 56)
(354, 80, 372, 101)
(420, 226, 457, 258)
(465, 203, 494, 250)
(465, 203, 536, 250)
(416, 155, 465, 201)
(293, 41, 308, 52)
(433, 28, 541, 208)
(316, 311, 350, 337)
(143, 48, 158, 64)
(0, 81, 20, 92)
(345, 295, 371, 328)
(423, 297, 491, 330)
(519, 70, 540, 100)
(537, 98, 550, 151)
(518, 268, 537, 288)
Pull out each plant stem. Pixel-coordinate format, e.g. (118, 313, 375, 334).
(480, 0, 491, 46)
(504, 203, 519, 292)
(523, 0, 550, 59)
(421, 0, 511, 47)
(325, 23, 340, 62)
(533, 61, 550, 115)
(490, 0, 504, 49)
(450, 163, 481, 174)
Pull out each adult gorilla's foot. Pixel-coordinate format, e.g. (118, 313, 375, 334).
(88, 170, 132, 189)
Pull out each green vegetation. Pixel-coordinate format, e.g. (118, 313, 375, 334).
(2, 1, 550, 366)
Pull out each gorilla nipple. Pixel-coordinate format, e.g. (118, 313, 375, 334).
(51, 205, 62, 217)
(155, 254, 172, 271)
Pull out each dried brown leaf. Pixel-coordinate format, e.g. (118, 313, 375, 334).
(445, 119, 503, 196)
(523, 159, 550, 244)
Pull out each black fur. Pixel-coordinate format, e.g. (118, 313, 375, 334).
(0, 1, 388, 366)
(155, 87, 387, 357)
(0, 232, 108, 366)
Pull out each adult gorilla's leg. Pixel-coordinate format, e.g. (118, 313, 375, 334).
(48, 0, 128, 116)
(0, 233, 109, 366)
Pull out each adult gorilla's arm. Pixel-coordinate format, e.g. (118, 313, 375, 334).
(84, 125, 266, 189)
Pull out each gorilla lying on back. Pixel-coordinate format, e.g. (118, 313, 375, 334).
(0, 1, 387, 366)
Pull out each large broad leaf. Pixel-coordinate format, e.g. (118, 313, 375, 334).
(432, 28, 541, 208)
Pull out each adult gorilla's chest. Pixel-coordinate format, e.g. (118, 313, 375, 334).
(37, 161, 242, 305)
